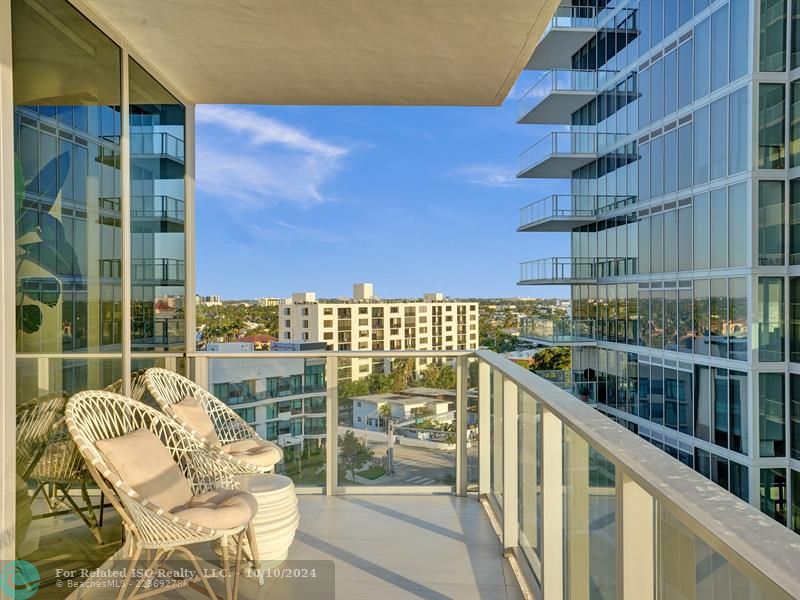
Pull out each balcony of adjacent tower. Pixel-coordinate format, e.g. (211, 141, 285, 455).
(518, 256, 635, 285)
(518, 194, 636, 232)
(524, 4, 597, 70)
(517, 69, 602, 125)
(517, 131, 629, 179)
(520, 316, 597, 346)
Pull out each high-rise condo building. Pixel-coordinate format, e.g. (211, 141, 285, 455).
(279, 284, 479, 379)
(517, 0, 799, 531)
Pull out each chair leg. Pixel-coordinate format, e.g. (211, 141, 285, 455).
(128, 548, 165, 600)
(232, 531, 245, 600)
(115, 544, 142, 600)
(246, 523, 264, 585)
(221, 535, 232, 600)
(172, 546, 217, 600)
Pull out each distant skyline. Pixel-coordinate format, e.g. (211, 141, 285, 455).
(196, 71, 570, 299)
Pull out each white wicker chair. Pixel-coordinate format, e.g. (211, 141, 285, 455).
(66, 390, 261, 600)
(144, 368, 283, 473)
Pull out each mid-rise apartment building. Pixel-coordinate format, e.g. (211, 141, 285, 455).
(517, 0, 800, 532)
(279, 283, 479, 379)
(206, 342, 327, 450)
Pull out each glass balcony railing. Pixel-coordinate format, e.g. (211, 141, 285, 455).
(131, 195, 185, 221)
(130, 131, 185, 161)
(519, 256, 636, 283)
(518, 194, 636, 230)
(545, 4, 596, 31)
(518, 69, 601, 121)
(518, 132, 627, 176)
(131, 258, 185, 284)
(520, 317, 596, 344)
(16, 350, 800, 599)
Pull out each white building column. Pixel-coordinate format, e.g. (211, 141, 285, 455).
(0, 0, 15, 561)
(542, 407, 563, 598)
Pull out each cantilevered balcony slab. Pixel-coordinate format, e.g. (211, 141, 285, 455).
(517, 70, 599, 125)
(518, 194, 636, 232)
(525, 6, 597, 70)
(518, 132, 627, 179)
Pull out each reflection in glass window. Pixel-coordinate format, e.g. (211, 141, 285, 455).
(678, 286, 693, 354)
(693, 193, 710, 269)
(759, 373, 786, 458)
(758, 83, 786, 168)
(730, 371, 748, 455)
(729, 87, 749, 175)
(693, 105, 710, 184)
(678, 40, 693, 110)
(760, 468, 787, 525)
(694, 279, 710, 357)
(758, 181, 785, 266)
(695, 365, 711, 442)
(710, 97, 728, 181)
(792, 470, 800, 534)
(728, 183, 747, 268)
(758, 277, 785, 362)
(789, 375, 800, 460)
(694, 17, 710, 100)
(761, 0, 787, 71)
(677, 124, 692, 190)
(710, 5, 729, 92)
(710, 279, 728, 359)
(729, 277, 748, 361)
(731, 0, 750, 80)
(710, 189, 727, 269)
(791, 82, 800, 167)
(791, 278, 800, 363)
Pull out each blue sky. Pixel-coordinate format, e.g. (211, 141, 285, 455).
(195, 71, 570, 300)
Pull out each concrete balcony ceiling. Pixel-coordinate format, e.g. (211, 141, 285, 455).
(78, 0, 561, 105)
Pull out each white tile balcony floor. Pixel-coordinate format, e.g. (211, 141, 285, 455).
(81, 495, 523, 600)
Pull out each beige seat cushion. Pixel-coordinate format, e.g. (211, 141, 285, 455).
(222, 438, 283, 468)
(171, 396, 220, 445)
(172, 489, 258, 530)
(95, 428, 193, 512)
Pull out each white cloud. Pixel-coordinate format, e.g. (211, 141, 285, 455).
(196, 105, 349, 208)
(246, 219, 348, 244)
(452, 164, 518, 188)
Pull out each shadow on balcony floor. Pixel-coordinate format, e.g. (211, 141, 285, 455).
(78, 495, 522, 600)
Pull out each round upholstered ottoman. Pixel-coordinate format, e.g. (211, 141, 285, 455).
(234, 473, 299, 565)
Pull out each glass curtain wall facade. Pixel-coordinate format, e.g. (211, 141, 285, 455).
(518, 0, 800, 533)
(8, 0, 192, 588)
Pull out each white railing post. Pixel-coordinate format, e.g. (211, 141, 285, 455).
(621, 473, 655, 598)
(478, 361, 491, 496)
(455, 356, 468, 496)
(542, 406, 563, 598)
(325, 356, 338, 496)
(502, 377, 518, 552)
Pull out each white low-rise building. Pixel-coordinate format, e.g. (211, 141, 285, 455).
(351, 392, 450, 431)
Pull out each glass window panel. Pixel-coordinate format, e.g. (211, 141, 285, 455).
(678, 123, 693, 190)
(710, 279, 728, 360)
(678, 369, 693, 435)
(759, 373, 786, 458)
(665, 368, 679, 430)
(710, 5, 729, 91)
(710, 97, 728, 181)
(761, 0, 787, 71)
(129, 58, 186, 352)
(693, 192, 710, 269)
(664, 210, 678, 272)
(792, 181, 800, 266)
(651, 288, 665, 350)
(792, 470, 800, 534)
(651, 136, 664, 198)
(731, 0, 750, 80)
(663, 129, 677, 194)
(639, 215, 650, 274)
(638, 68, 650, 129)
(791, 81, 800, 167)
(759, 83, 786, 169)
(693, 105, 710, 184)
(678, 206, 692, 272)
(678, 40, 693, 110)
(694, 17, 710, 100)
(664, 50, 677, 118)
(710, 188, 727, 269)
(679, 0, 693, 27)
(790, 375, 800, 460)
(760, 468, 787, 525)
(651, 213, 663, 274)
(652, 0, 664, 46)
(712, 366, 729, 448)
(694, 279, 711, 356)
(679, 287, 694, 354)
(638, 141, 650, 203)
(729, 86, 749, 175)
(729, 277, 748, 361)
(695, 365, 711, 441)
(758, 181, 785, 266)
(651, 58, 665, 123)
(639, 290, 651, 348)
(728, 183, 747, 268)
(790, 278, 800, 363)
(519, 391, 542, 568)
